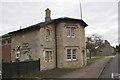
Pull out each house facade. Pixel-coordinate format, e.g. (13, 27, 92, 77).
(7, 8, 88, 70)
(96, 40, 115, 55)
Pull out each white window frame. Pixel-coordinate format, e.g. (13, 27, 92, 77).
(67, 49, 72, 61)
(66, 27, 76, 38)
(67, 49, 77, 61)
(72, 49, 77, 61)
(44, 51, 52, 62)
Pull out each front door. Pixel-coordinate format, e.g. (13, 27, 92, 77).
(82, 50, 85, 66)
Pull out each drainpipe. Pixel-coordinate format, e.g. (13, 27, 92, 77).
(54, 22, 58, 68)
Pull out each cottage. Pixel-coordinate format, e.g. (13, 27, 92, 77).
(6, 8, 88, 70)
(96, 40, 115, 55)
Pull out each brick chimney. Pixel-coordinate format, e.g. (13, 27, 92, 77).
(45, 8, 51, 21)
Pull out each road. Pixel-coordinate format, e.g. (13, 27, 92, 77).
(99, 54, 119, 78)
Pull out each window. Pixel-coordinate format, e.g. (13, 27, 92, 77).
(2, 39, 11, 45)
(7, 39, 11, 44)
(67, 49, 72, 60)
(46, 29, 50, 41)
(24, 52, 31, 60)
(45, 51, 52, 62)
(67, 49, 77, 61)
(66, 27, 71, 37)
(72, 49, 76, 60)
(71, 27, 75, 37)
(66, 27, 75, 37)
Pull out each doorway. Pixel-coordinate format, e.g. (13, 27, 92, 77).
(82, 50, 85, 66)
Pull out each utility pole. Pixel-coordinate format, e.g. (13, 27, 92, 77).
(79, 0, 83, 19)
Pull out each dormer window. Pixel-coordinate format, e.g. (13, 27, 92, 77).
(66, 27, 75, 37)
(46, 29, 50, 41)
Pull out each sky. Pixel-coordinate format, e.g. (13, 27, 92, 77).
(0, 0, 119, 47)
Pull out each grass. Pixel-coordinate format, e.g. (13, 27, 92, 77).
(87, 56, 102, 61)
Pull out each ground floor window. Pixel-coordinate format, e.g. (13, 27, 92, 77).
(67, 49, 77, 61)
(24, 52, 31, 60)
(45, 51, 52, 62)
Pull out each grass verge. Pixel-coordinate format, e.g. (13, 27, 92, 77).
(87, 56, 103, 61)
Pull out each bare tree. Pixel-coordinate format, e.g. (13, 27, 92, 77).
(86, 33, 104, 58)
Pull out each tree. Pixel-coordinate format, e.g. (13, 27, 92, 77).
(86, 33, 104, 58)
(116, 44, 120, 52)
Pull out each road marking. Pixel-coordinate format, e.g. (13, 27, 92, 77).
(111, 73, 120, 79)
(0, 70, 1, 76)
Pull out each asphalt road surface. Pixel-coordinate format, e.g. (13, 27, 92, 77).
(99, 54, 119, 78)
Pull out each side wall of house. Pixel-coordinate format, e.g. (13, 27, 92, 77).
(11, 30, 40, 62)
(37, 24, 56, 70)
(56, 21, 87, 68)
(11, 24, 56, 70)
(96, 44, 113, 55)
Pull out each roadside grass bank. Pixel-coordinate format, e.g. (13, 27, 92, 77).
(87, 56, 103, 65)
(87, 56, 102, 61)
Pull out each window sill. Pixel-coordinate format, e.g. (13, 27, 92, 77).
(71, 36, 75, 38)
(46, 40, 50, 42)
(66, 36, 76, 38)
(45, 61, 52, 62)
(66, 36, 71, 38)
(67, 59, 77, 62)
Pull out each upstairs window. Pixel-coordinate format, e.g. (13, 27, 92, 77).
(2, 39, 11, 45)
(46, 29, 50, 41)
(66, 27, 75, 37)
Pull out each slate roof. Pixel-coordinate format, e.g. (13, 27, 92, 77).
(8, 17, 88, 34)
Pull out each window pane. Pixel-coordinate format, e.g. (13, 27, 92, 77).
(66, 27, 71, 37)
(46, 29, 50, 41)
(49, 51, 52, 62)
(71, 27, 75, 37)
(67, 49, 72, 60)
(24, 52, 30, 60)
(67, 55, 71, 59)
(45, 51, 49, 62)
(72, 49, 76, 59)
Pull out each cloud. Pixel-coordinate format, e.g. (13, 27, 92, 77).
(0, 1, 118, 46)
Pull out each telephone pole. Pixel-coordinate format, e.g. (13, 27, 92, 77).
(79, 0, 83, 19)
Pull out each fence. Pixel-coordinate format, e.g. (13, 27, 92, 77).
(2, 59, 40, 78)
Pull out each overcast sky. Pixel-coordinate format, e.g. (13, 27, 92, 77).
(0, 0, 119, 46)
